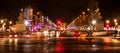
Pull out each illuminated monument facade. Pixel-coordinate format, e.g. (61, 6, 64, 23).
(16, 6, 57, 32)
(16, 6, 33, 32)
(23, 6, 33, 31)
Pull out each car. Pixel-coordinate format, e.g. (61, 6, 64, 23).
(72, 31, 90, 37)
(72, 31, 81, 37)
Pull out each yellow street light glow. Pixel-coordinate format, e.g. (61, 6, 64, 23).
(106, 20, 109, 23)
(9, 21, 12, 24)
(21, 9, 23, 11)
(1, 20, 4, 23)
(114, 19, 117, 23)
(82, 12, 85, 14)
(92, 20, 96, 25)
(115, 22, 118, 25)
(87, 8, 90, 11)
(37, 12, 40, 14)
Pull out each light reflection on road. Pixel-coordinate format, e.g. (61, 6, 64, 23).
(0, 36, 120, 53)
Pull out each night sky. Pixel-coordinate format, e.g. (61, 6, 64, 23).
(0, 0, 120, 23)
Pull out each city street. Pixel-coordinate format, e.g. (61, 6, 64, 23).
(0, 34, 120, 53)
(0, 0, 120, 53)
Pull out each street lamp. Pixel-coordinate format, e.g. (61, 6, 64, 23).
(114, 19, 118, 25)
(114, 19, 117, 23)
(114, 19, 118, 32)
(82, 11, 85, 14)
(92, 20, 96, 25)
(9, 21, 12, 24)
(106, 20, 110, 23)
(0, 19, 12, 32)
(87, 8, 90, 11)
(91, 20, 96, 31)
(1, 20, 4, 23)
(21, 8, 23, 11)
(0, 20, 4, 31)
(106, 20, 110, 34)
(115, 22, 118, 25)
(2, 23, 6, 31)
(24, 20, 29, 26)
(37, 12, 40, 14)
(106, 20, 110, 28)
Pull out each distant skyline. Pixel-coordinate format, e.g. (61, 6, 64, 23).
(0, 0, 120, 23)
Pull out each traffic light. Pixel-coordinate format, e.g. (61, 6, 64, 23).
(58, 20, 61, 24)
(106, 23, 110, 28)
(57, 19, 62, 25)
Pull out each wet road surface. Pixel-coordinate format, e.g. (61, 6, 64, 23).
(0, 36, 120, 53)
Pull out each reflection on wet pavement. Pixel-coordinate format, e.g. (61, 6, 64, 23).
(0, 37, 120, 53)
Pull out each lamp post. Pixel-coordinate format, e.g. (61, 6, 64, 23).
(9, 21, 12, 30)
(106, 20, 110, 34)
(114, 19, 117, 23)
(0, 20, 4, 23)
(9, 21, 12, 25)
(114, 19, 117, 26)
(2, 23, 5, 31)
(114, 19, 118, 30)
(114, 19, 118, 34)
(0, 19, 13, 32)
(92, 20, 96, 31)
(0, 20, 4, 31)
(106, 20, 109, 23)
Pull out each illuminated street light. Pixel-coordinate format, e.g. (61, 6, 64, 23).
(113, 19, 118, 30)
(87, 8, 90, 11)
(24, 20, 29, 26)
(92, 20, 96, 25)
(114, 19, 117, 23)
(115, 22, 118, 25)
(114, 19, 118, 31)
(92, 20, 96, 31)
(82, 12, 85, 14)
(37, 12, 40, 14)
(9, 21, 12, 24)
(106, 20, 110, 28)
(113, 19, 118, 26)
(105, 20, 110, 34)
(0, 19, 12, 32)
(1, 20, 4, 23)
(21, 8, 23, 11)
(2, 23, 6, 31)
(106, 20, 109, 23)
